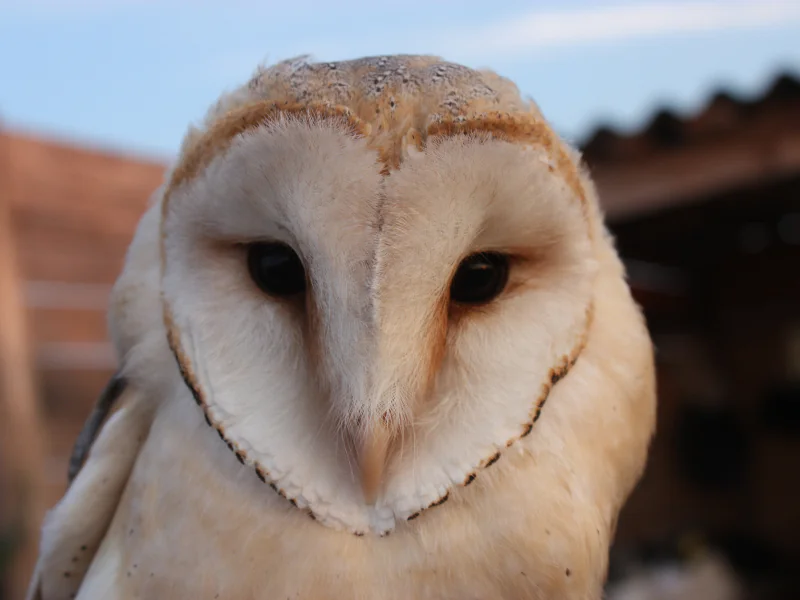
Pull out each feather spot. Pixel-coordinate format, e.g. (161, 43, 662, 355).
(483, 452, 501, 468)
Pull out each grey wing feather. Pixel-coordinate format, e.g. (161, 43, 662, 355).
(67, 373, 127, 482)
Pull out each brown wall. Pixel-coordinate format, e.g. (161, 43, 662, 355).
(1, 130, 165, 510)
(615, 243, 800, 560)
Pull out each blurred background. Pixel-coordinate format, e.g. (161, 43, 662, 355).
(1, 1, 799, 598)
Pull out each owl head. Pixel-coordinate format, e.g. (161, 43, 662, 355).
(108, 55, 656, 538)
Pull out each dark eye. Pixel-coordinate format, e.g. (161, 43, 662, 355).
(450, 252, 510, 305)
(247, 242, 306, 297)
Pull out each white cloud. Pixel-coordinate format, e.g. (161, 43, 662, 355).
(210, 0, 800, 77)
(437, 0, 800, 61)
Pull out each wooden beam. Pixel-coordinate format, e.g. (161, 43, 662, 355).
(592, 107, 800, 220)
(0, 123, 47, 599)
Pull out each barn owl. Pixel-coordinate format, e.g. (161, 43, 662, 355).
(27, 55, 656, 600)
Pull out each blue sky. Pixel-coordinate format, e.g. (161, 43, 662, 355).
(1, 0, 799, 161)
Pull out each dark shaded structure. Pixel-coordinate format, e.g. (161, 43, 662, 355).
(583, 72, 800, 598)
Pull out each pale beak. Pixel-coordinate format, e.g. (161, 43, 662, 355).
(359, 422, 393, 505)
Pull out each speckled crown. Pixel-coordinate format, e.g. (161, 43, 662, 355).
(172, 54, 586, 207)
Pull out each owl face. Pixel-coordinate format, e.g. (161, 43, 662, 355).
(159, 110, 596, 535)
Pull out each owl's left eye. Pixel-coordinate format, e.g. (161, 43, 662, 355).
(450, 251, 510, 305)
(247, 242, 307, 297)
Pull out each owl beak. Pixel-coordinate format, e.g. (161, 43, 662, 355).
(359, 423, 392, 505)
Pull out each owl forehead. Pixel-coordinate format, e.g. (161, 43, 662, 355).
(167, 109, 586, 217)
(169, 55, 587, 203)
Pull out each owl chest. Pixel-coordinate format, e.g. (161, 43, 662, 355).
(81, 515, 554, 600)
(76, 398, 599, 599)
(78, 458, 594, 600)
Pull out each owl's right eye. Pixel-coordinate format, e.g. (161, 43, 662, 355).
(247, 242, 307, 297)
(450, 251, 510, 305)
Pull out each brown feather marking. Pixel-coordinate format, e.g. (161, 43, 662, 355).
(409, 300, 594, 524)
(428, 492, 449, 508)
(426, 112, 587, 209)
(164, 304, 328, 526)
(169, 101, 370, 193)
(423, 291, 450, 398)
(483, 452, 501, 468)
